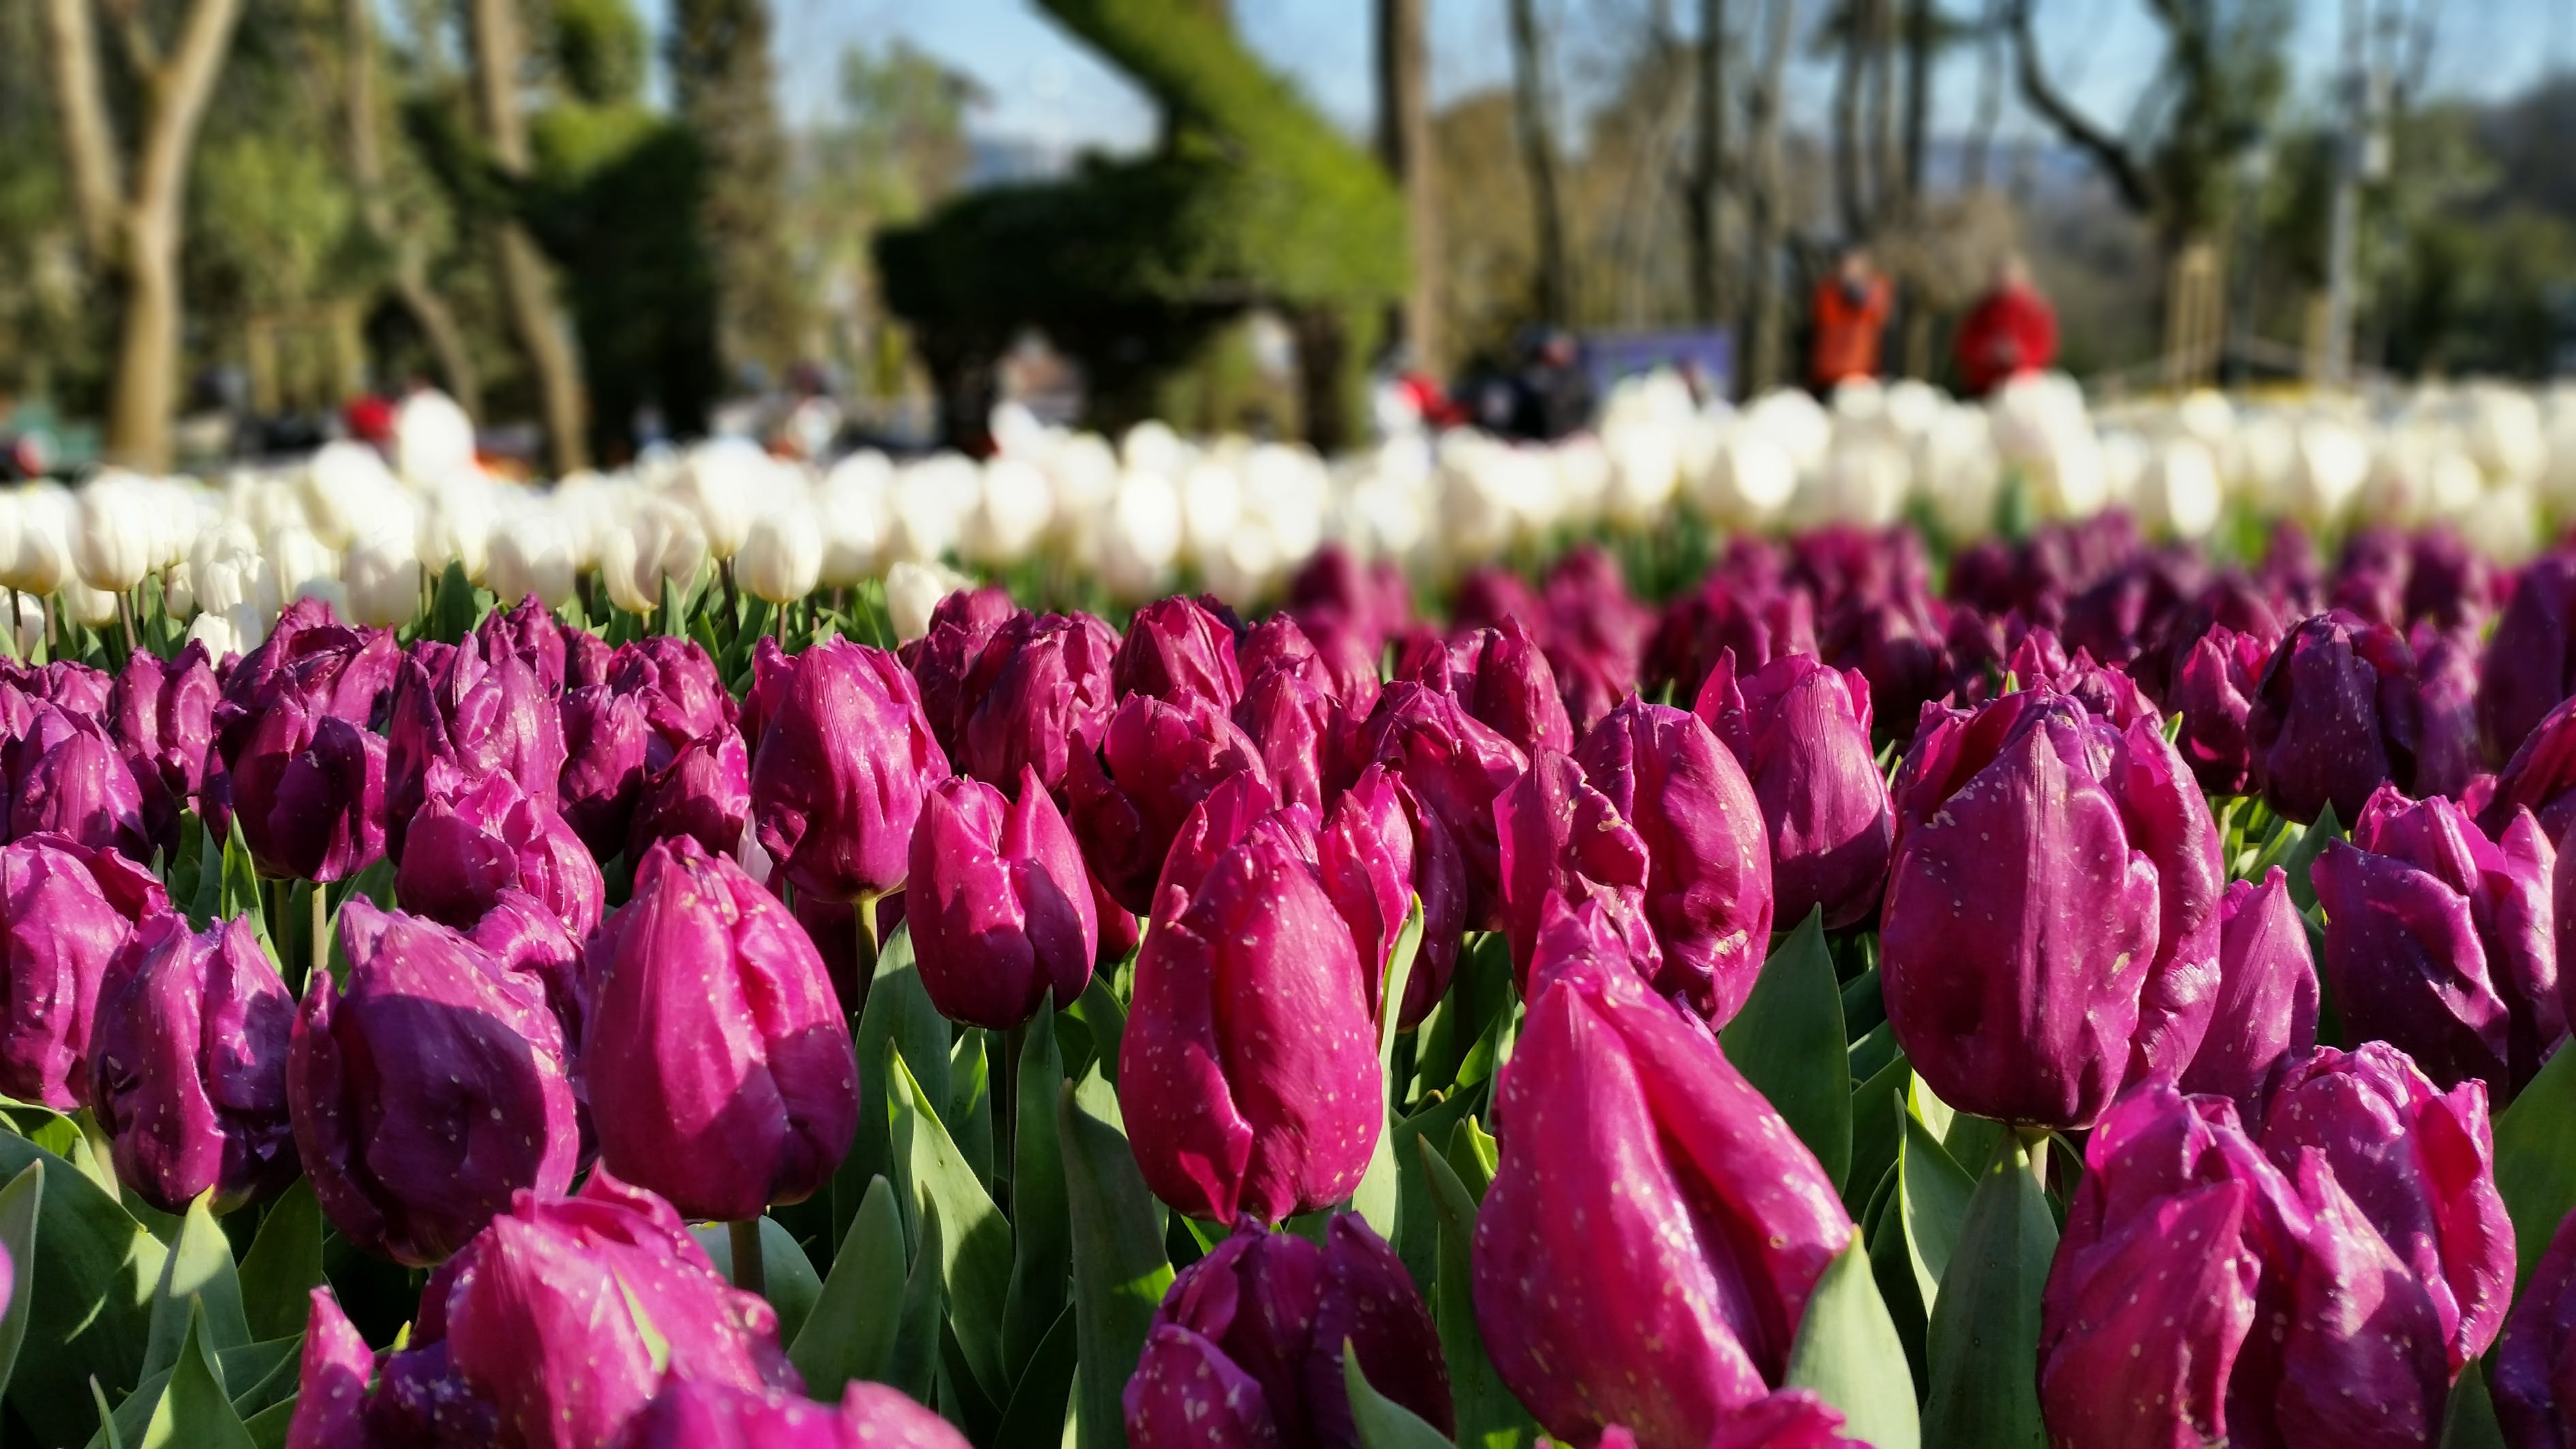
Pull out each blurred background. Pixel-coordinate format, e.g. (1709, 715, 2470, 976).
(1, 0, 2571, 478)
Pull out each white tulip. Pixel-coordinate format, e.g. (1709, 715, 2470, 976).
(1098, 469, 1183, 600)
(2136, 436, 2224, 540)
(1706, 427, 1798, 524)
(63, 581, 120, 628)
(1242, 444, 1327, 566)
(73, 475, 157, 592)
(2288, 418, 2370, 523)
(416, 473, 495, 582)
(485, 505, 579, 609)
(1122, 420, 1188, 481)
(342, 531, 423, 628)
(2460, 483, 2542, 565)
(669, 438, 772, 559)
(395, 389, 476, 487)
(3, 591, 37, 659)
(267, 521, 341, 605)
(885, 560, 972, 643)
(600, 497, 709, 616)
(2463, 386, 2547, 483)
(739, 503, 825, 604)
(10, 485, 75, 596)
(191, 517, 281, 622)
(1916, 408, 1999, 540)
(964, 456, 1054, 566)
(302, 441, 399, 549)
(816, 452, 890, 587)
(1804, 434, 1911, 528)
(887, 455, 976, 564)
(1743, 389, 1834, 475)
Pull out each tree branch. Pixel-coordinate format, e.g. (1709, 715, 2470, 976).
(132, 0, 245, 228)
(38, 0, 126, 258)
(99, 0, 163, 82)
(2007, 0, 2155, 214)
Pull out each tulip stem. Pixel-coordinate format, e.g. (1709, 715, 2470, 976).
(850, 892, 880, 1018)
(2018, 1127, 2053, 1195)
(999, 1020, 1025, 1204)
(313, 884, 330, 986)
(729, 1217, 766, 1298)
(115, 590, 138, 662)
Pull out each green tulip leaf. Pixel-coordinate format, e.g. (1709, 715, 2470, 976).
(1386, 1087, 1484, 1295)
(1899, 1103, 1978, 1313)
(690, 1218, 823, 1345)
(794, 1175, 910, 1394)
(1003, 1010, 1071, 1384)
(0, 1133, 164, 1446)
(1060, 1067, 1171, 1449)
(1417, 1137, 1537, 1448)
(1345, 1343, 1457, 1449)
(140, 1300, 254, 1449)
(992, 1305, 1080, 1449)
(891, 1051, 1013, 1403)
(2496, 1042, 2576, 1284)
(1783, 1238, 1922, 1449)
(1719, 908, 1852, 1189)
(1920, 1135, 2056, 1449)
(948, 1030, 994, 1191)
(237, 1178, 324, 1342)
(2441, 1361, 2506, 1449)
(1845, 1050, 1913, 1219)
(142, 1191, 249, 1385)
(0, 1159, 42, 1401)
(840, 921, 951, 1247)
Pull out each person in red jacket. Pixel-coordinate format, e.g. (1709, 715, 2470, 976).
(1809, 249, 1892, 392)
(1954, 254, 2059, 397)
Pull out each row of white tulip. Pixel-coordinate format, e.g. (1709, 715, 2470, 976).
(3, 375, 2572, 659)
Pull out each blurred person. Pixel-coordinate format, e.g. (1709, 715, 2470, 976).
(1808, 248, 1892, 393)
(1372, 343, 1462, 438)
(342, 393, 397, 454)
(1514, 329, 1596, 440)
(1954, 254, 2059, 398)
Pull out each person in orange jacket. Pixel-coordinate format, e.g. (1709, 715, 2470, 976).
(1954, 254, 2059, 397)
(1809, 248, 1892, 392)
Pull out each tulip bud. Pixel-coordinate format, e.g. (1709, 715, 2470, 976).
(1495, 749, 1651, 987)
(1317, 765, 1464, 1028)
(2479, 550, 2576, 765)
(3, 702, 150, 861)
(2178, 868, 2320, 1115)
(286, 1287, 375, 1449)
(609, 1381, 971, 1449)
(1233, 665, 1335, 814)
(243, 707, 389, 884)
(629, 727, 750, 861)
(385, 643, 566, 862)
(1120, 812, 1379, 1225)
(2171, 622, 2271, 795)
(2260, 1042, 2515, 1373)
(90, 914, 295, 1214)
(0, 832, 168, 1108)
(1123, 1215, 1450, 1448)
(1644, 566, 1818, 707)
(749, 637, 948, 904)
(1066, 692, 1270, 917)
(584, 838, 858, 1221)
(106, 641, 217, 857)
(2495, 1206, 2576, 1447)
(292, 901, 579, 1264)
(2248, 610, 2422, 825)
(901, 588, 1015, 761)
(1240, 612, 1380, 716)
(2004, 628, 2157, 728)
(397, 774, 604, 940)
(1347, 683, 1529, 929)
(738, 504, 824, 605)
(444, 1168, 801, 1449)
(1439, 617, 1574, 759)
(1472, 917, 1851, 1448)
(960, 611, 1120, 797)
(909, 769, 1097, 1031)
(607, 636, 735, 755)
(477, 596, 570, 695)
(557, 684, 651, 859)
(72, 475, 157, 593)
(1697, 651, 1890, 933)
(1882, 691, 2164, 1128)
(1112, 594, 1244, 711)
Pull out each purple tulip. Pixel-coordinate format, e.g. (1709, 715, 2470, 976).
(902, 589, 1017, 763)
(2, 702, 149, 860)
(476, 595, 570, 694)
(1644, 558, 1818, 706)
(208, 600, 401, 817)
(749, 637, 948, 904)
(1124, 1215, 1451, 1449)
(2004, 628, 2157, 728)
(1233, 664, 1336, 815)
(397, 773, 604, 939)
(1494, 748, 1651, 991)
(1883, 691, 2171, 1129)
(1287, 543, 1413, 653)
(1471, 899, 1852, 1448)
(384, 641, 566, 862)
(0, 832, 168, 1109)
(2485, 692, 2576, 846)
(1066, 691, 1270, 918)
(89, 913, 294, 1214)
(2171, 622, 2271, 796)
(2177, 868, 2320, 1116)
(960, 610, 1120, 797)
(286, 1288, 375, 1449)
(2248, 610, 2422, 825)
(2040, 1082, 2451, 1449)
(1113, 594, 1244, 711)
(1439, 617, 1576, 759)
(1120, 806, 1379, 1225)
(106, 641, 217, 856)
(2415, 621, 2486, 802)
(0, 658, 112, 721)
(238, 703, 389, 883)
(1346, 682, 1529, 930)
(2481, 551, 2576, 765)
(557, 684, 651, 859)
(583, 837, 857, 1221)
(609, 635, 737, 759)
(469, 889, 587, 1052)
(1317, 764, 1463, 1028)
(610, 1380, 971, 1449)
(290, 900, 580, 1265)
(1599, 1394, 1867, 1449)
(444, 1168, 802, 1449)
(1240, 612, 1381, 717)
(2496, 1206, 2576, 1448)
(908, 767, 1097, 1031)
(2259, 1042, 2515, 1375)
(629, 727, 750, 861)
(1697, 650, 1890, 933)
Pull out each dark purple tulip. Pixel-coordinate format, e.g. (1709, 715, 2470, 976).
(286, 1287, 375, 1449)
(611, 1380, 970, 1449)
(1287, 543, 1413, 652)
(1114, 594, 1244, 711)
(2487, 692, 2576, 845)
(1697, 650, 1890, 932)
(1883, 691, 2165, 1129)
(89, 913, 294, 1214)
(1124, 1214, 1451, 1449)
(384, 641, 566, 862)
(908, 767, 1097, 1031)
(1317, 764, 1462, 1028)
(1120, 808, 1379, 1225)
(2481, 551, 2576, 766)
(1240, 612, 1380, 717)
(901, 587, 1016, 763)
(1233, 665, 1335, 814)
(583, 837, 857, 1221)
(0, 657, 112, 720)
(1346, 682, 1529, 930)
(609, 635, 736, 759)
(2332, 523, 2414, 628)
(2249, 610, 2422, 825)
(749, 637, 947, 904)
(2, 703, 149, 860)
(1472, 900, 1851, 1448)
(1444, 617, 1576, 759)
(1066, 691, 1270, 918)
(629, 727, 750, 861)
(2260, 1041, 2515, 1375)
(2414, 621, 2486, 802)
(1578, 699, 1780, 1027)
(469, 889, 587, 1052)
(960, 610, 1120, 797)
(2496, 1206, 2576, 1448)
(239, 703, 388, 883)
(210, 598, 401, 763)
(2171, 622, 2271, 796)
(1449, 566, 1542, 636)
(556, 683, 650, 859)
(1599, 1394, 1867, 1449)
(397, 773, 605, 939)
(2178, 868, 2320, 1116)
(1494, 748, 1650, 991)
(0, 832, 167, 1109)
(106, 641, 217, 856)
(291, 900, 579, 1265)
(2004, 629, 2156, 729)
(1644, 570, 1819, 707)
(475, 595, 568, 694)
(564, 627, 613, 690)
(2040, 1082, 2451, 1449)
(1144, 770, 1295, 932)
(445, 1168, 802, 1449)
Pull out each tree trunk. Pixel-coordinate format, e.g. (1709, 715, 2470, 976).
(1294, 307, 1357, 455)
(1901, 0, 1931, 207)
(111, 217, 183, 467)
(1742, 0, 1798, 395)
(1688, 0, 1730, 323)
(467, 0, 587, 473)
(346, 0, 480, 414)
(1376, 0, 1441, 371)
(1830, 2, 1866, 241)
(1506, 0, 1572, 326)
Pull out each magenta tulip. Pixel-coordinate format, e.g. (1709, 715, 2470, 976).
(908, 768, 1097, 1030)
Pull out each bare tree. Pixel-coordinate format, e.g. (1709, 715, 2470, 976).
(344, 0, 480, 415)
(40, 0, 245, 470)
(1687, 0, 1732, 323)
(1377, 0, 1442, 368)
(1507, 0, 1574, 326)
(465, 0, 589, 473)
(1741, 0, 1800, 393)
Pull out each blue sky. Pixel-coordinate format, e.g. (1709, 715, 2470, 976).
(659, 0, 2573, 154)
